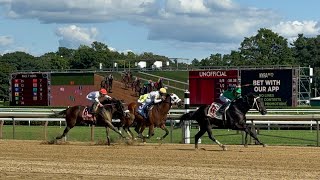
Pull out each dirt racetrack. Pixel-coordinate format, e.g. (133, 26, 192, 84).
(0, 140, 320, 180)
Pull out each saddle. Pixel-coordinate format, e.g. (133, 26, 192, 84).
(138, 104, 154, 120)
(82, 106, 96, 121)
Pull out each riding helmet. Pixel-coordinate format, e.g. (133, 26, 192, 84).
(159, 88, 167, 94)
(235, 87, 241, 94)
(99, 88, 107, 95)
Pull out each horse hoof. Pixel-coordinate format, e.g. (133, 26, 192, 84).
(156, 137, 161, 140)
(222, 145, 227, 151)
(262, 144, 267, 147)
(244, 144, 248, 148)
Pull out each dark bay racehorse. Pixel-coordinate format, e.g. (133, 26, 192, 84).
(106, 74, 113, 92)
(131, 78, 142, 97)
(51, 98, 125, 145)
(100, 74, 113, 93)
(179, 93, 267, 150)
(123, 93, 183, 141)
(122, 72, 133, 89)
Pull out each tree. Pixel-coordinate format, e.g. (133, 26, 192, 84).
(40, 52, 70, 70)
(1, 51, 41, 70)
(239, 28, 294, 66)
(292, 34, 320, 96)
(0, 62, 16, 101)
(71, 45, 98, 69)
(292, 34, 320, 67)
(223, 51, 243, 66)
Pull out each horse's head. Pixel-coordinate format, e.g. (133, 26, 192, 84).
(244, 93, 267, 115)
(102, 98, 125, 117)
(170, 93, 183, 108)
(114, 99, 126, 117)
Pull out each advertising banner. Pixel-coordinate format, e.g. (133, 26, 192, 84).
(241, 69, 293, 107)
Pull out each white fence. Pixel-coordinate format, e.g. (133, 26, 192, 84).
(0, 108, 320, 146)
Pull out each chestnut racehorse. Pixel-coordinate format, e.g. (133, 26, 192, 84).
(122, 93, 183, 141)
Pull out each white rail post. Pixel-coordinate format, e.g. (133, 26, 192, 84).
(183, 90, 190, 144)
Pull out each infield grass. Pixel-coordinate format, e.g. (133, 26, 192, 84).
(1, 125, 318, 146)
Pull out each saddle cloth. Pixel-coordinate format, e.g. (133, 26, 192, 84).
(82, 107, 95, 121)
(207, 102, 221, 119)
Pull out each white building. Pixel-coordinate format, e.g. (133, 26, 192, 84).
(152, 61, 163, 69)
(137, 61, 146, 69)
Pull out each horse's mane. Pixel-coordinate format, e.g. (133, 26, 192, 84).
(164, 93, 171, 102)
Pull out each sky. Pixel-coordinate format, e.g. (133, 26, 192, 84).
(0, 0, 319, 61)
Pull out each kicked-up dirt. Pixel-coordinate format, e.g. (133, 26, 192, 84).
(0, 140, 320, 179)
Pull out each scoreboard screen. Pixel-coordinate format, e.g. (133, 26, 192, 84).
(189, 70, 239, 105)
(10, 73, 50, 106)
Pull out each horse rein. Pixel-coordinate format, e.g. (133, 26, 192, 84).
(248, 96, 261, 112)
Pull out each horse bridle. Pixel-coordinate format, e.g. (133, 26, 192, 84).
(244, 95, 261, 112)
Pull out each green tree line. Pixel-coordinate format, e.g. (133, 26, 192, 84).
(0, 28, 319, 101)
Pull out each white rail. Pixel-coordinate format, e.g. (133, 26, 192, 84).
(0, 110, 319, 146)
(1, 108, 319, 113)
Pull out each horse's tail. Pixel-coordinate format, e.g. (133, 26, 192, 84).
(176, 111, 194, 128)
(180, 112, 193, 122)
(48, 109, 67, 118)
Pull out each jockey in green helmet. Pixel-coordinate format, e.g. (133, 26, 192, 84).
(217, 85, 241, 117)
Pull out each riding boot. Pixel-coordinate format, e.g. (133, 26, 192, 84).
(91, 102, 99, 115)
(217, 102, 230, 115)
(144, 109, 148, 119)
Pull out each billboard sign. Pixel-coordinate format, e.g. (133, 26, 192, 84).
(241, 69, 293, 107)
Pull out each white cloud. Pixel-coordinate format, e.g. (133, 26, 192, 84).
(0, 35, 14, 46)
(108, 46, 117, 52)
(5, 0, 157, 22)
(1, 0, 279, 44)
(272, 21, 320, 37)
(165, 0, 210, 14)
(1, 0, 319, 56)
(55, 25, 98, 48)
(207, 0, 237, 10)
(0, 46, 29, 55)
(122, 49, 134, 55)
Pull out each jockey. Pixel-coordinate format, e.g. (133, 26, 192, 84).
(86, 88, 112, 114)
(217, 85, 241, 116)
(138, 93, 148, 104)
(108, 74, 113, 80)
(138, 87, 167, 119)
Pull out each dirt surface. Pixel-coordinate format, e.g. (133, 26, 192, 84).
(0, 140, 320, 180)
(109, 80, 138, 105)
(94, 74, 138, 105)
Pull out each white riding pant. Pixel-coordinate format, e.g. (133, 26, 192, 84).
(219, 94, 231, 103)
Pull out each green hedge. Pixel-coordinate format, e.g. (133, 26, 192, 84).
(51, 72, 94, 85)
